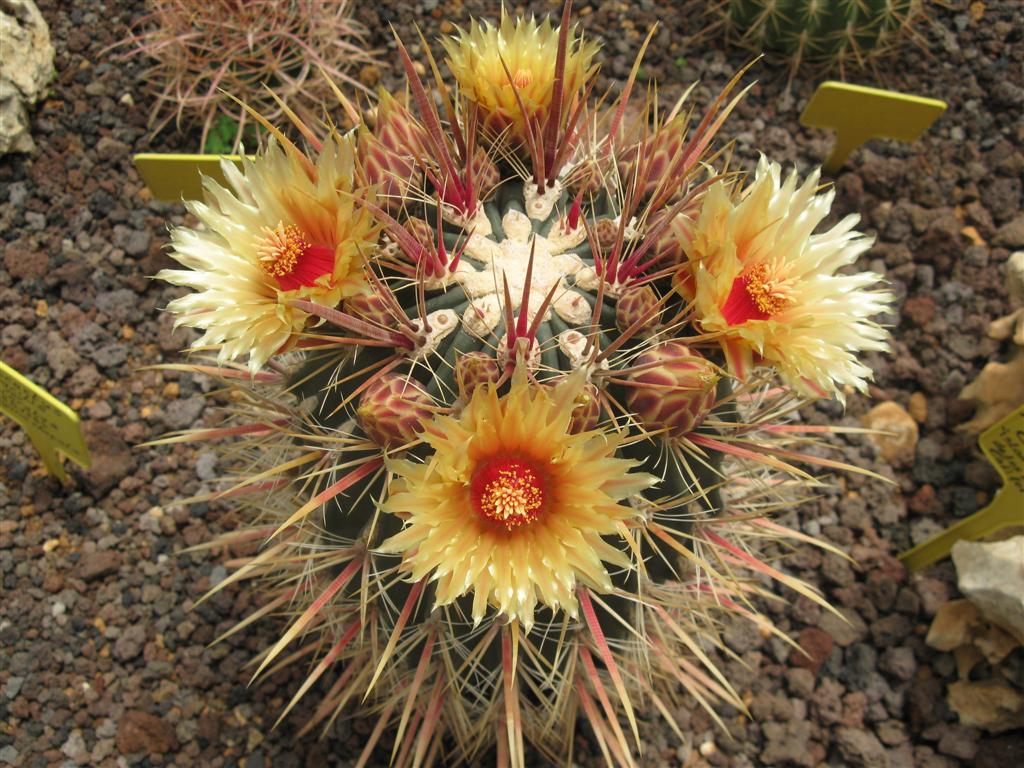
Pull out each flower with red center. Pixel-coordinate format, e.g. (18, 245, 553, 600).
(720, 263, 794, 325)
(256, 224, 336, 292)
(442, 10, 598, 150)
(673, 157, 894, 398)
(379, 369, 654, 628)
(157, 133, 380, 371)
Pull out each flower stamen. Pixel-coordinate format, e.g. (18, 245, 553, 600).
(257, 223, 335, 292)
(510, 68, 532, 90)
(471, 456, 546, 530)
(721, 263, 791, 325)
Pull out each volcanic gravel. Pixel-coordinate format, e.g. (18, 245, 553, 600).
(1, 1, 1023, 766)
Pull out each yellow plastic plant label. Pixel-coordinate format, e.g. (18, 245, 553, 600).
(134, 153, 246, 202)
(0, 361, 91, 482)
(800, 82, 947, 174)
(900, 405, 1024, 572)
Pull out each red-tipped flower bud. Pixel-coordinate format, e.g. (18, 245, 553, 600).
(358, 92, 429, 211)
(344, 292, 395, 330)
(456, 351, 501, 402)
(615, 284, 661, 337)
(357, 373, 433, 448)
(624, 342, 718, 437)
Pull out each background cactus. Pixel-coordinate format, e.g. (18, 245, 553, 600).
(716, 0, 924, 75)
(115, 0, 379, 149)
(152, 3, 894, 765)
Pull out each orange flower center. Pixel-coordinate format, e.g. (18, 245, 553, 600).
(721, 263, 791, 325)
(470, 456, 547, 530)
(257, 224, 335, 292)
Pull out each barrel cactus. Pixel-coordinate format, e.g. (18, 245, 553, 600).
(715, 0, 924, 74)
(153, 2, 894, 764)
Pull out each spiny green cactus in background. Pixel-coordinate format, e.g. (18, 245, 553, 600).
(718, 0, 924, 74)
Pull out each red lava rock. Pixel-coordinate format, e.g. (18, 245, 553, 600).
(908, 675, 947, 730)
(820, 608, 869, 647)
(3, 241, 49, 281)
(909, 484, 943, 516)
(181, 523, 207, 547)
(877, 552, 908, 582)
(902, 295, 936, 327)
(116, 710, 179, 755)
(973, 732, 1024, 768)
(139, 246, 176, 275)
(811, 677, 844, 725)
(937, 723, 981, 760)
(2, 343, 30, 371)
(196, 714, 221, 743)
(993, 214, 1024, 248)
(920, 215, 963, 268)
(808, 742, 827, 765)
(965, 201, 995, 235)
(835, 726, 888, 767)
(95, 136, 130, 162)
(80, 421, 134, 495)
(74, 550, 121, 582)
(51, 259, 91, 287)
(916, 577, 952, 617)
(42, 571, 64, 593)
(790, 627, 835, 675)
(841, 690, 869, 727)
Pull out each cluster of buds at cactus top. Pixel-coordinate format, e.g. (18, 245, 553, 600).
(154, 2, 895, 765)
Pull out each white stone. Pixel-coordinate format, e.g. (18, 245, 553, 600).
(861, 401, 919, 468)
(0, 0, 55, 155)
(1007, 251, 1024, 306)
(952, 536, 1024, 645)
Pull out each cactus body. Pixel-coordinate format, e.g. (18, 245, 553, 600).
(151, 4, 896, 765)
(294, 178, 683, 547)
(723, 0, 922, 72)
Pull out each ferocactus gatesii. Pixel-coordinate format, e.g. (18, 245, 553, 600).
(152, 2, 895, 764)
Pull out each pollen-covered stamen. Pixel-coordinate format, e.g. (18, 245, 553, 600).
(470, 456, 547, 530)
(721, 263, 792, 326)
(257, 223, 335, 292)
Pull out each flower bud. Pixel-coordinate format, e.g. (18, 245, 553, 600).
(344, 292, 394, 329)
(624, 342, 718, 437)
(357, 373, 433, 448)
(358, 92, 428, 211)
(590, 218, 620, 255)
(456, 351, 501, 402)
(615, 284, 661, 337)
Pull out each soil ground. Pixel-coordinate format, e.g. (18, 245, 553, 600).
(1, 1, 1023, 766)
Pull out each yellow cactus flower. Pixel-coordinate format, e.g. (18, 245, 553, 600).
(379, 370, 653, 630)
(442, 10, 599, 149)
(674, 157, 893, 398)
(157, 133, 380, 372)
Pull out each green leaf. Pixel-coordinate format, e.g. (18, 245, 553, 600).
(204, 114, 240, 155)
